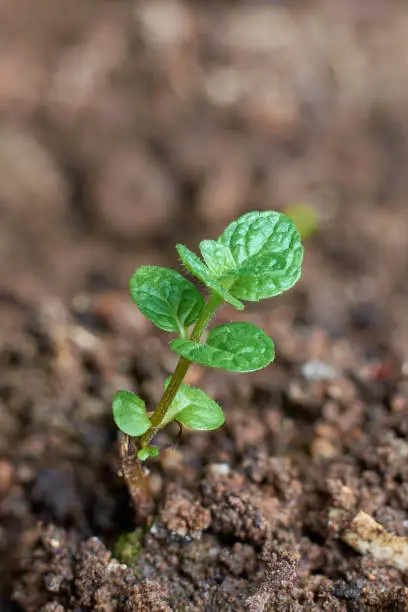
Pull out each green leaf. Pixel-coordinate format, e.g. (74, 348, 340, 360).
(129, 266, 204, 334)
(137, 446, 159, 461)
(285, 203, 318, 240)
(161, 379, 225, 430)
(199, 240, 236, 276)
(170, 322, 274, 372)
(202, 211, 303, 302)
(112, 391, 151, 436)
(176, 244, 244, 311)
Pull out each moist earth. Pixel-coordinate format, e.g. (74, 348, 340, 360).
(1, 299, 408, 610)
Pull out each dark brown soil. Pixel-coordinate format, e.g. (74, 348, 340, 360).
(1, 0, 408, 610)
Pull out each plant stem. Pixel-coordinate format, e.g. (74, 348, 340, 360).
(139, 292, 223, 447)
(119, 433, 153, 521)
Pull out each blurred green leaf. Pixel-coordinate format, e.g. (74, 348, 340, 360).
(285, 203, 318, 240)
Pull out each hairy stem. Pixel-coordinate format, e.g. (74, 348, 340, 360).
(139, 292, 223, 447)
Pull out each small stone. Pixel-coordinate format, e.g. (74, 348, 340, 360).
(44, 573, 63, 593)
(15, 464, 36, 483)
(310, 437, 338, 460)
(209, 463, 230, 478)
(40, 604, 65, 612)
(342, 511, 408, 572)
(301, 360, 338, 381)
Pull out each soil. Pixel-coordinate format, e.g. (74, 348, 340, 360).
(1, 0, 408, 610)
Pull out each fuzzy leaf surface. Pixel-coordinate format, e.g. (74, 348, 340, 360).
(199, 240, 236, 276)
(199, 211, 303, 301)
(176, 244, 244, 311)
(170, 322, 274, 372)
(161, 379, 224, 430)
(112, 391, 151, 436)
(129, 266, 204, 334)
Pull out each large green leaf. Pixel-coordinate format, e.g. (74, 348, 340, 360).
(170, 322, 274, 372)
(176, 244, 244, 311)
(161, 379, 225, 430)
(129, 266, 204, 334)
(112, 390, 151, 436)
(199, 211, 303, 301)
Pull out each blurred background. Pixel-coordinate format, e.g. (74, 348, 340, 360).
(1, 0, 408, 352)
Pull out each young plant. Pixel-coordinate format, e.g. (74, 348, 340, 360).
(113, 211, 303, 466)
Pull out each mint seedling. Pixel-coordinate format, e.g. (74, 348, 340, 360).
(113, 211, 303, 468)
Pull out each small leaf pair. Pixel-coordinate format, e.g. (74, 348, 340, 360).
(113, 380, 224, 456)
